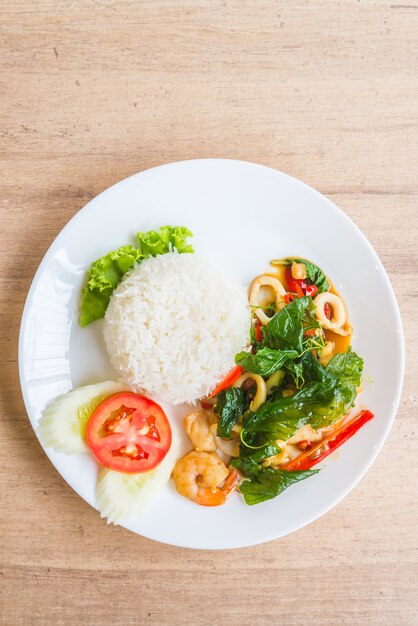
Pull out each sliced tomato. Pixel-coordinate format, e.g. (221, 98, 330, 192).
(86, 392, 172, 474)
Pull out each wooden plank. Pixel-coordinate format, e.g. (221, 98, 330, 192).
(1, 1, 417, 624)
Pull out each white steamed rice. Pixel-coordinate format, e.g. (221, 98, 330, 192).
(103, 252, 249, 404)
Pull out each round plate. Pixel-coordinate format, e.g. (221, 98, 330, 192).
(19, 159, 404, 549)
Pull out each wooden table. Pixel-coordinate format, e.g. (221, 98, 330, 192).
(1, 1, 417, 624)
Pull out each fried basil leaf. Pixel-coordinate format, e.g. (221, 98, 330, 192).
(244, 348, 363, 437)
(231, 443, 282, 478)
(239, 467, 320, 505)
(215, 388, 245, 438)
(293, 258, 329, 293)
(235, 347, 298, 376)
(264, 296, 312, 352)
(309, 348, 363, 429)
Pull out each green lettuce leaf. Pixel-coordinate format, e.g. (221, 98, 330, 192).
(235, 347, 298, 376)
(137, 225, 193, 256)
(79, 226, 193, 327)
(170, 226, 194, 253)
(79, 246, 141, 327)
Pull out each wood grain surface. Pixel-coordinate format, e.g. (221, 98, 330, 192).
(1, 1, 417, 624)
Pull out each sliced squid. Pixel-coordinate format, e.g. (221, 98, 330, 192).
(233, 372, 267, 411)
(248, 274, 287, 326)
(314, 292, 352, 336)
(210, 424, 240, 457)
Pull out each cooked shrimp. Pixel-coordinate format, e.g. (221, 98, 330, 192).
(173, 451, 240, 506)
(183, 409, 217, 452)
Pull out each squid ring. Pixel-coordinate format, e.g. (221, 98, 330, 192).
(248, 274, 287, 326)
(314, 292, 351, 335)
(233, 372, 267, 412)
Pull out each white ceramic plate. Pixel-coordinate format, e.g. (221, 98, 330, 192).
(19, 159, 404, 549)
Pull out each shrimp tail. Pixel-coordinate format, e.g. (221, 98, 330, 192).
(199, 468, 241, 507)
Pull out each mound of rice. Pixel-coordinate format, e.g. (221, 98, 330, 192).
(103, 252, 249, 404)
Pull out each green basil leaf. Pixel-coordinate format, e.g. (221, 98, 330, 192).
(264, 296, 312, 352)
(245, 348, 363, 437)
(293, 258, 329, 294)
(309, 348, 363, 429)
(215, 388, 245, 438)
(239, 467, 320, 505)
(235, 347, 298, 376)
(231, 443, 282, 478)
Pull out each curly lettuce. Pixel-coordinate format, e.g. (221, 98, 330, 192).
(79, 226, 193, 327)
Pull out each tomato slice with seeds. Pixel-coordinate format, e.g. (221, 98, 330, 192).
(86, 392, 172, 473)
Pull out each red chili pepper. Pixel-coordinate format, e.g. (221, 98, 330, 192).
(254, 321, 263, 342)
(284, 293, 295, 305)
(295, 283, 305, 298)
(305, 284, 318, 297)
(324, 302, 331, 319)
(304, 328, 316, 337)
(206, 365, 244, 398)
(200, 401, 214, 410)
(285, 265, 307, 294)
(281, 409, 375, 471)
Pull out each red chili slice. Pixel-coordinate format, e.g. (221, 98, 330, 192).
(207, 365, 244, 398)
(305, 284, 318, 297)
(281, 410, 375, 471)
(254, 321, 263, 342)
(285, 265, 307, 294)
(284, 293, 295, 305)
